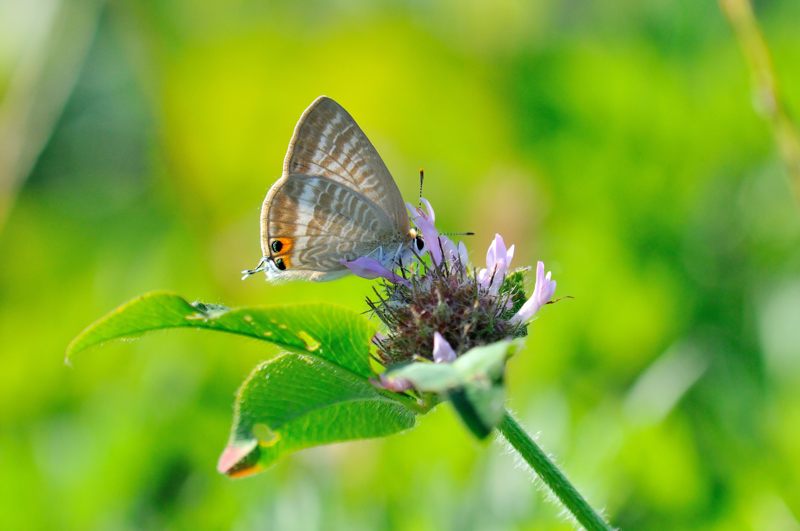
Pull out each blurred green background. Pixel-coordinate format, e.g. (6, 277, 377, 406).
(2, 0, 800, 529)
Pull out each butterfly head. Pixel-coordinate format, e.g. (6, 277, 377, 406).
(241, 237, 294, 280)
(409, 227, 426, 254)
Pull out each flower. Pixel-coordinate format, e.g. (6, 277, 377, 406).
(408, 199, 438, 245)
(510, 261, 557, 325)
(409, 198, 447, 266)
(407, 200, 471, 269)
(477, 234, 516, 295)
(342, 256, 408, 285)
(363, 198, 557, 372)
(432, 331, 456, 363)
(348, 199, 560, 445)
(378, 373, 413, 392)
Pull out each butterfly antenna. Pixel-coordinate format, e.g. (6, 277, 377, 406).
(440, 231, 475, 237)
(418, 168, 425, 208)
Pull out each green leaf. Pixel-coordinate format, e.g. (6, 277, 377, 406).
(382, 362, 462, 391)
(385, 340, 519, 438)
(386, 339, 517, 393)
(66, 291, 375, 378)
(218, 352, 416, 476)
(448, 380, 506, 439)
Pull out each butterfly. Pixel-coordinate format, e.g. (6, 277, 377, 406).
(243, 96, 425, 281)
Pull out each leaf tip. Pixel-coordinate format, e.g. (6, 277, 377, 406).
(217, 439, 261, 478)
(64, 337, 81, 366)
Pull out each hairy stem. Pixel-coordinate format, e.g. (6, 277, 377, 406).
(498, 411, 612, 531)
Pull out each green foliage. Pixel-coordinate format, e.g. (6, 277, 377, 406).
(386, 340, 518, 438)
(67, 292, 417, 473)
(222, 353, 415, 476)
(67, 292, 374, 378)
(5, 0, 800, 527)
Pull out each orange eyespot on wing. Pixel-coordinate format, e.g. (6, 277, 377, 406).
(268, 238, 294, 271)
(269, 237, 293, 255)
(273, 256, 290, 271)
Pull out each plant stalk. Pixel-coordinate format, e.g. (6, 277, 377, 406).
(498, 410, 612, 531)
(719, 0, 800, 202)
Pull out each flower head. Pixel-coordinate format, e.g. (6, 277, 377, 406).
(363, 198, 557, 371)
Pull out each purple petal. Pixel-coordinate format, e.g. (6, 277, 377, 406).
(407, 198, 437, 231)
(477, 267, 489, 287)
(534, 261, 557, 305)
(457, 241, 469, 268)
(408, 198, 443, 265)
(427, 237, 444, 266)
(492, 234, 507, 268)
(485, 236, 498, 269)
(420, 197, 436, 222)
(342, 256, 408, 285)
(511, 261, 557, 325)
(406, 198, 469, 270)
(480, 234, 513, 293)
(378, 374, 414, 392)
(432, 332, 457, 363)
(440, 235, 459, 264)
(506, 244, 515, 267)
(416, 213, 438, 242)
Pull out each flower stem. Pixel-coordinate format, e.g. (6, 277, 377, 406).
(498, 410, 612, 531)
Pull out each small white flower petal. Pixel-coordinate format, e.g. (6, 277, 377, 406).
(485, 236, 498, 270)
(379, 374, 414, 392)
(493, 234, 507, 266)
(420, 197, 436, 222)
(481, 234, 514, 294)
(457, 241, 469, 268)
(506, 244, 515, 268)
(510, 261, 556, 325)
(432, 332, 457, 363)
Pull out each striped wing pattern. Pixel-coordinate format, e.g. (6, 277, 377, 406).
(283, 97, 408, 232)
(263, 175, 400, 274)
(258, 97, 411, 280)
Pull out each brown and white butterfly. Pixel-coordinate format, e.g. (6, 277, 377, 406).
(244, 96, 425, 281)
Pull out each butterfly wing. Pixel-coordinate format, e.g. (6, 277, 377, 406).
(261, 174, 404, 281)
(257, 97, 411, 281)
(283, 96, 409, 234)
